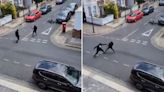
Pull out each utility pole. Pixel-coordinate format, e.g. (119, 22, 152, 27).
(89, 8, 95, 33)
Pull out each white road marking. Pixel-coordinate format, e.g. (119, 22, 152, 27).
(42, 41, 47, 44)
(122, 38, 128, 42)
(142, 28, 154, 37)
(0, 76, 39, 92)
(122, 29, 138, 39)
(130, 39, 136, 43)
(21, 32, 32, 40)
(13, 61, 20, 64)
(30, 38, 36, 42)
(3, 59, 9, 62)
(36, 39, 41, 43)
(42, 39, 48, 42)
(21, 38, 28, 41)
(116, 38, 120, 41)
(136, 40, 141, 44)
(41, 26, 52, 35)
(24, 64, 32, 67)
(144, 22, 148, 25)
(123, 64, 130, 67)
(113, 60, 119, 63)
(142, 41, 148, 46)
(86, 51, 91, 54)
(104, 57, 109, 60)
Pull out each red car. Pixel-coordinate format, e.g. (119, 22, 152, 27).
(25, 10, 42, 22)
(126, 10, 144, 23)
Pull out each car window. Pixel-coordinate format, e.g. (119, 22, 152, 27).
(39, 71, 54, 79)
(53, 74, 70, 84)
(138, 72, 164, 86)
(65, 66, 80, 85)
(129, 13, 137, 16)
(28, 12, 35, 16)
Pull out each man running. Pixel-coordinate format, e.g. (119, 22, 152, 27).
(93, 43, 106, 57)
(105, 41, 115, 53)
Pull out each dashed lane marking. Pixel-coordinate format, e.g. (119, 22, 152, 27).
(3, 59, 9, 62)
(36, 39, 41, 43)
(30, 38, 36, 42)
(130, 39, 136, 43)
(113, 60, 119, 63)
(121, 38, 128, 42)
(123, 64, 130, 67)
(21, 38, 28, 41)
(21, 32, 32, 40)
(104, 57, 109, 60)
(24, 64, 32, 67)
(136, 40, 141, 44)
(13, 61, 20, 64)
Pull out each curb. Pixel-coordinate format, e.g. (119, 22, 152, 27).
(151, 27, 164, 51)
(50, 26, 81, 52)
(83, 66, 137, 92)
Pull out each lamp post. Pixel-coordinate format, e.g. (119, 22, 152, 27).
(89, 7, 95, 33)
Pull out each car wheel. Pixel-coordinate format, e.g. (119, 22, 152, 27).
(136, 83, 143, 90)
(38, 82, 47, 89)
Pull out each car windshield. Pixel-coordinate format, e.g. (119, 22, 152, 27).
(68, 5, 73, 9)
(129, 13, 136, 16)
(65, 66, 80, 85)
(28, 12, 35, 16)
(58, 12, 67, 17)
(40, 5, 46, 9)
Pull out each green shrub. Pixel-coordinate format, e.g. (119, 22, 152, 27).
(0, 2, 17, 19)
(103, 3, 120, 19)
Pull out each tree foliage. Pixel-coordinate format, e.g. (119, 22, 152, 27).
(0, 2, 17, 19)
(103, 3, 120, 19)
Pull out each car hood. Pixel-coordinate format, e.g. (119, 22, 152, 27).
(127, 16, 135, 19)
(142, 9, 149, 13)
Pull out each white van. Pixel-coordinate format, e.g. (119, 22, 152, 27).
(159, 0, 164, 6)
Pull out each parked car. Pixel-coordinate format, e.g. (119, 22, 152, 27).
(126, 10, 144, 23)
(158, 14, 164, 25)
(56, 0, 66, 4)
(25, 10, 42, 22)
(65, 3, 78, 14)
(142, 6, 154, 15)
(159, 0, 164, 6)
(56, 9, 72, 23)
(39, 4, 52, 15)
(130, 62, 164, 92)
(32, 60, 81, 92)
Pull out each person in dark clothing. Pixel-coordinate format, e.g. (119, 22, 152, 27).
(32, 25, 37, 37)
(105, 41, 115, 53)
(15, 29, 19, 43)
(93, 43, 106, 57)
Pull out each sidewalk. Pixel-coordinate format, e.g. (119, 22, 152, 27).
(0, 73, 40, 92)
(83, 66, 140, 92)
(151, 27, 164, 51)
(83, 18, 125, 36)
(50, 17, 81, 51)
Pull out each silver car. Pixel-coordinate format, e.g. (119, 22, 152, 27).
(158, 14, 164, 25)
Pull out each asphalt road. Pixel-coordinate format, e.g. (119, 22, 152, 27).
(84, 5, 164, 91)
(0, 0, 81, 91)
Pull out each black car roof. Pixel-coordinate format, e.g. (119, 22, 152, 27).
(35, 60, 67, 76)
(134, 62, 164, 80)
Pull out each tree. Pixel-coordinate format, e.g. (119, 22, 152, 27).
(113, 3, 119, 19)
